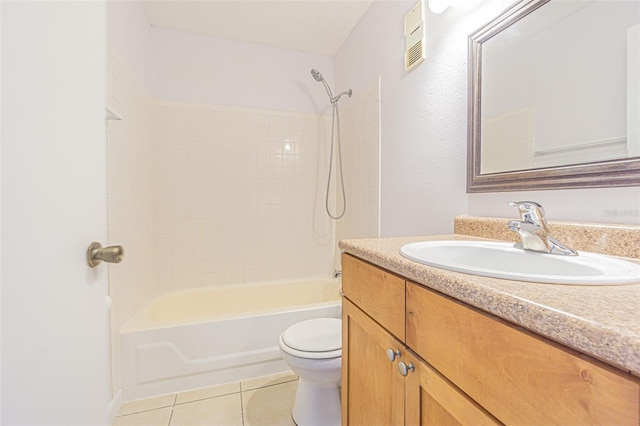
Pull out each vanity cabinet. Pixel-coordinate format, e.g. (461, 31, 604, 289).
(341, 254, 498, 425)
(341, 253, 640, 425)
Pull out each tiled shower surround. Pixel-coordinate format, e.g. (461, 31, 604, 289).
(153, 101, 335, 289)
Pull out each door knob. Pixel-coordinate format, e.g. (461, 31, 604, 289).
(87, 242, 124, 268)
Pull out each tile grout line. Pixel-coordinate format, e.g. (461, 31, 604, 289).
(167, 407, 174, 426)
(167, 393, 177, 426)
(239, 381, 246, 426)
(241, 377, 298, 393)
(173, 390, 241, 407)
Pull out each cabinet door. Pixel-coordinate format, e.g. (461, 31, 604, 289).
(404, 351, 502, 426)
(406, 282, 640, 425)
(342, 299, 405, 426)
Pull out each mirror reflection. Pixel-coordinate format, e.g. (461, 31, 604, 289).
(479, 0, 640, 175)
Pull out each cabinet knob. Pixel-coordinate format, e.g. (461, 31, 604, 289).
(386, 348, 401, 362)
(398, 361, 415, 376)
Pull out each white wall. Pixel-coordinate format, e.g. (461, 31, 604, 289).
(335, 0, 640, 235)
(107, 1, 154, 91)
(152, 27, 335, 115)
(335, 0, 476, 236)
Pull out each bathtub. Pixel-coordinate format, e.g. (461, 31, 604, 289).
(120, 277, 342, 401)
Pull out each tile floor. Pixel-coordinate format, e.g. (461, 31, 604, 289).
(114, 371, 298, 426)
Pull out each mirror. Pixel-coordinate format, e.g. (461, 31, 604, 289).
(467, 0, 640, 192)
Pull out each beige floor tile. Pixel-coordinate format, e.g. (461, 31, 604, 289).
(242, 380, 297, 426)
(241, 370, 298, 392)
(118, 394, 177, 416)
(176, 381, 241, 405)
(170, 393, 243, 426)
(113, 407, 173, 426)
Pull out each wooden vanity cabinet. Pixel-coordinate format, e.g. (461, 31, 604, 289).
(341, 253, 640, 425)
(342, 254, 498, 425)
(342, 299, 497, 426)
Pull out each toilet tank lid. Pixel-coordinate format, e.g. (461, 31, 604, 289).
(282, 318, 342, 352)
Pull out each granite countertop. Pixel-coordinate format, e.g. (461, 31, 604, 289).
(339, 234, 640, 377)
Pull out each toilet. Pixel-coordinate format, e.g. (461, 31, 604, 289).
(278, 318, 342, 426)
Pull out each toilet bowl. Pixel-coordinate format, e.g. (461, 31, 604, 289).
(279, 318, 342, 426)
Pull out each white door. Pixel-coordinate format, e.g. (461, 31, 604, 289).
(1, 2, 112, 425)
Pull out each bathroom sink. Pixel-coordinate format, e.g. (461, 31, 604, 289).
(400, 240, 640, 285)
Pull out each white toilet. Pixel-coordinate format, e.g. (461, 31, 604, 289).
(278, 318, 342, 426)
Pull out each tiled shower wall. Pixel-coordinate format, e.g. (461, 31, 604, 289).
(336, 77, 381, 244)
(153, 101, 336, 291)
(106, 48, 158, 394)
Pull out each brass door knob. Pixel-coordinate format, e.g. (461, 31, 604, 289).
(87, 242, 124, 268)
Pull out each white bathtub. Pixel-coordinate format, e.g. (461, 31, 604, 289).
(120, 278, 342, 401)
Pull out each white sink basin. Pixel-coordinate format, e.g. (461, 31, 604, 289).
(400, 240, 640, 285)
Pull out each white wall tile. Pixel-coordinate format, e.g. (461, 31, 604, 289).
(336, 77, 381, 255)
(153, 101, 336, 289)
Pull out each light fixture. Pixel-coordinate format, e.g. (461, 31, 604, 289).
(428, 0, 449, 14)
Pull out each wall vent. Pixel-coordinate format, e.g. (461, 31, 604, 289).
(404, 1, 425, 71)
(405, 33, 425, 71)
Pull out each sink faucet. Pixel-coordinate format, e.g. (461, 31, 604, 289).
(507, 201, 578, 256)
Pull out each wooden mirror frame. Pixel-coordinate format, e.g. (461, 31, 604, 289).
(467, 0, 640, 193)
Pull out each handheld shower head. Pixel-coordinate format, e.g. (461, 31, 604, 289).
(311, 68, 334, 103)
(311, 69, 324, 82)
(310, 68, 352, 106)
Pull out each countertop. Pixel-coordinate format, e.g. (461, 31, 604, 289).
(339, 234, 640, 377)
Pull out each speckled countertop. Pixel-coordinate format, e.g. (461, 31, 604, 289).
(338, 231, 640, 377)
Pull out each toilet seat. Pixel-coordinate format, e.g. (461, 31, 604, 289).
(280, 318, 341, 359)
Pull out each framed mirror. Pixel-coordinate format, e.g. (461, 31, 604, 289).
(467, 0, 640, 192)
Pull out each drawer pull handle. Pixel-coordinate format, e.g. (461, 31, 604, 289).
(386, 348, 401, 362)
(398, 361, 415, 376)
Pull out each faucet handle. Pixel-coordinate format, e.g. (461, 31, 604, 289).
(508, 201, 546, 225)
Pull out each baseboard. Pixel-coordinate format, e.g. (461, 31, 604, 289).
(107, 389, 123, 424)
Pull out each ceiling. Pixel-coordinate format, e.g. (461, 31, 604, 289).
(141, 0, 374, 56)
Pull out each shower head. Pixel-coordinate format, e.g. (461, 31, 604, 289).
(311, 68, 336, 105)
(311, 69, 324, 82)
(311, 68, 352, 106)
(311, 68, 334, 103)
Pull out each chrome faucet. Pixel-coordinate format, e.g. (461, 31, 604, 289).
(507, 201, 578, 256)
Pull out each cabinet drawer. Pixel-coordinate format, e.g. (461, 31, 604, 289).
(342, 254, 405, 340)
(406, 281, 640, 425)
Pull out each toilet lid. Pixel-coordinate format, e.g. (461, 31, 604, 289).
(282, 318, 341, 352)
